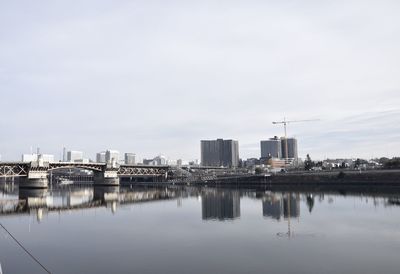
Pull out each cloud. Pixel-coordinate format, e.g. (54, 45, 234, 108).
(0, 0, 400, 161)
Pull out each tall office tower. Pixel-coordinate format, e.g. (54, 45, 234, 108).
(201, 189, 241, 221)
(124, 153, 136, 165)
(62, 147, 67, 162)
(200, 139, 239, 167)
(260, 136, 282, 158)
(96, 151, 106, 163)
(280, 137, 298, 160)
(105, 150, 120, 164)
(67, 151, 83, 162)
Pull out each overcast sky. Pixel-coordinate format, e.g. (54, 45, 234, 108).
(1, 0, 399, 162)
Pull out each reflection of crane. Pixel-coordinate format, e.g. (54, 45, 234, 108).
(272, 118, 319, 161)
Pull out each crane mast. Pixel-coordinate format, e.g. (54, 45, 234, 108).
(272, 118, 319, 163)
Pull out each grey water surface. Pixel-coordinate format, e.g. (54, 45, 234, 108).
(0, 183, 400, 274)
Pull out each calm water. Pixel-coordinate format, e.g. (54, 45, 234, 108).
(1, 183, 400, 274)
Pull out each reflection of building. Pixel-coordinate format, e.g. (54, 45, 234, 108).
(283, 194, 300, 218)
(262, 193, 300, 220)
(262, 196, 282, 220)
(201, 139, 239, 167)
(202, 190, 240, 221)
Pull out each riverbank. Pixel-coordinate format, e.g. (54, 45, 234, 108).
(130, 169, 400, 187)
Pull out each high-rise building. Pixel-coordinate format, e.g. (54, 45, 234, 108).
(200, 139, 239, 167)
(260, 136, 282, 158)
(280, 137, 298, 160)
(67, 151, 83, 162)
(96, 151, 106, 163)
(124, 153, 136, 165)
(62, 147, 67, 162)
(22, 154, 54, 163)
(105, 150, 120, 164)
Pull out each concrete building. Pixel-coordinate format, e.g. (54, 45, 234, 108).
(280, 137, 298, 160)
(62, 147, 67, 162)
(260, 136, 282, 158)
(143, 155, 167, 166)
(201, 139, 239, 167)
(67, 151, 83, 162)
(105, 150, 120, 164)
(22, 154, 54, 163)
(124, 153, 136, 165)
(96, 151, 106, 163)
(153, 155, 167, 165)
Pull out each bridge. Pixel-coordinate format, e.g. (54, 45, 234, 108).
(0, 161, 169, 188)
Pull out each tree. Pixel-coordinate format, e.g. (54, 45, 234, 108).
(304, 154, 315, 170)
(254, 167, 263, 174)
(384, 158, 400, 169)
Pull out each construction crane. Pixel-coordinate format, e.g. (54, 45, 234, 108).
(272, 117, 319, 161)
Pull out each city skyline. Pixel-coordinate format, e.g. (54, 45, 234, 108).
(1, 1, 400, 161)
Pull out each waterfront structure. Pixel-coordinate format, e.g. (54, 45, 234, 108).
(22, 154, 54, 163)
(260, 136, 282, 158)
(200, 139, 239, 167)
(0, 161, 169, 188)
(280, 137, 298, 160)
(143, 155, 167, 166)
(202, 190, 240, 221)
(96, 151, 106, 163)
(67, 151, 83, 162)
(124, 153, 136, 165)
(105, 150, 120, 164)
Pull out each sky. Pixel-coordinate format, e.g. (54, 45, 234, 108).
(1, 0, 400, 162)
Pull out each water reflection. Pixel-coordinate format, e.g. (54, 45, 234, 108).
(2, 182, 400, 274)
(201, 189, 240, 221)
(1, 183, 400, 222)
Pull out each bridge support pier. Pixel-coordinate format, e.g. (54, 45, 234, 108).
(93, 170, 120, 186)
(20, 170, 49, 188)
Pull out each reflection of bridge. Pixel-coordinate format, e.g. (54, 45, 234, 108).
(0, 187, 180, 219)
(0, 162, 169, 188)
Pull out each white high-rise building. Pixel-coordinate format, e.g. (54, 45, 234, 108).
(67, 151, 83, 162)
(106, 150, 120, 164)
(124, 153, 136, 165)
(22, 154, 54, 163)
(96, 151, 106, 163)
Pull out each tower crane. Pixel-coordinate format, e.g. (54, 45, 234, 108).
(272, 118, 319, 161)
